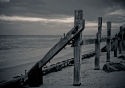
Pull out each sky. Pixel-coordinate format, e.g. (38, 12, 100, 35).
(0, 0, 125, 35)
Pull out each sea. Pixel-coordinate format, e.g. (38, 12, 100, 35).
(0, 35, 106, 83)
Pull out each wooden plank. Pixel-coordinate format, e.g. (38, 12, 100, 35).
(21, 11, 85, 85)
(107, 22, 111, 62)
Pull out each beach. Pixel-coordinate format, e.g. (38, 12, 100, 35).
(0, 43, 105, 84)
(1, 35, 125, 88)
(22, 51, 125, 88)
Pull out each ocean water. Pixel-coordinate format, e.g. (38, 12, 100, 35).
(0, 35, 106, 82)
(0, 35, 106, 69)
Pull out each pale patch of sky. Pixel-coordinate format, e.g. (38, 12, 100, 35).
(0, 0, 9, 2)
(1, 15, 124, 30)
(109, 9, 125, 16)
(0, 15, 74, 23)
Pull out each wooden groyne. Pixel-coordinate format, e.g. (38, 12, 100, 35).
(0, 50, 96, 88)
(0, 9, 125, 88)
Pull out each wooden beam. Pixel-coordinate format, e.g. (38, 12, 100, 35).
(107, 22, 111, 62)
(73, 10, 83, 86)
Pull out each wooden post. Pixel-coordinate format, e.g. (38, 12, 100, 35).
(94, 33, 100, 70)
(114, 34, 118, 57)
(84, 38, 86, 45)
(73, 10, 83, 86)
(123, 28, 125, 51)
(118, 26, 123, 54)
(119, 40, 122, 54)
(106, 22, 111, 62)
(25, 70, 27, 75)
(121, 26, 124, 51)
(98, 17, 102, 42)
(28, 64, 43, 87)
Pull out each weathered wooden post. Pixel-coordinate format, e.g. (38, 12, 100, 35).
(118, 26, 123, 54)
(114, 34, 118, 57)
(84, 38, 86, 45)
(28, 63, 43, 87)
(123, 28, 125, 51)
(25, 70, 27, 75)
(107, 22, 111, 62)
(94, 33, 100, 70)
(121, 26, 124, 52)
(73, 10, 83, 86)
(98, 17, 102, 42)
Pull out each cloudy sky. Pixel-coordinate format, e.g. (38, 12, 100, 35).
(0, 0, 125, 35)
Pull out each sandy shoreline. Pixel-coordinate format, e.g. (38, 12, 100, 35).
(22, 51, 125, 88)
(0, 43, 105, 83)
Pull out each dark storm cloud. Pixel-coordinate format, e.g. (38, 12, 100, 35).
(0, 0, 124, 19)
(110, 0, 125, 8)
(0, 0, 125, 35)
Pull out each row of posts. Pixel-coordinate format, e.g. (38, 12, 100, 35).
(114, 26, 125, 56)
(94, 17, 125, 70)
(27, 10, 125, 87)
(73, 11, 125, 85)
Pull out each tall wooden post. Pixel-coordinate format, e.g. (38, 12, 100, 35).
(28, 64, 43, 87)
(114, 34, 118, 57)
(123, 28, 125, 51)
(119, 26, 123, 54)
(94, 33, 100, 70)
(119, 40, 122, 54)
(98, 17, 102, 42)
(107, 22, 111, 62)
(73, 10, 83, 86)
(121, 26, 124, 51)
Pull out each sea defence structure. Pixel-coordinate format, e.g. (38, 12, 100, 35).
(0, 10, 125, 88)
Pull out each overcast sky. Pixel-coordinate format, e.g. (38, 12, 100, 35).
(0, 0, 125, 35)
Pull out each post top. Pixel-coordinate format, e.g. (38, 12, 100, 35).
(107, 22, 111, 29)
(120, 26, 123, 31)
(98, 17, 102, 20)
(74, 10, 83, 19)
